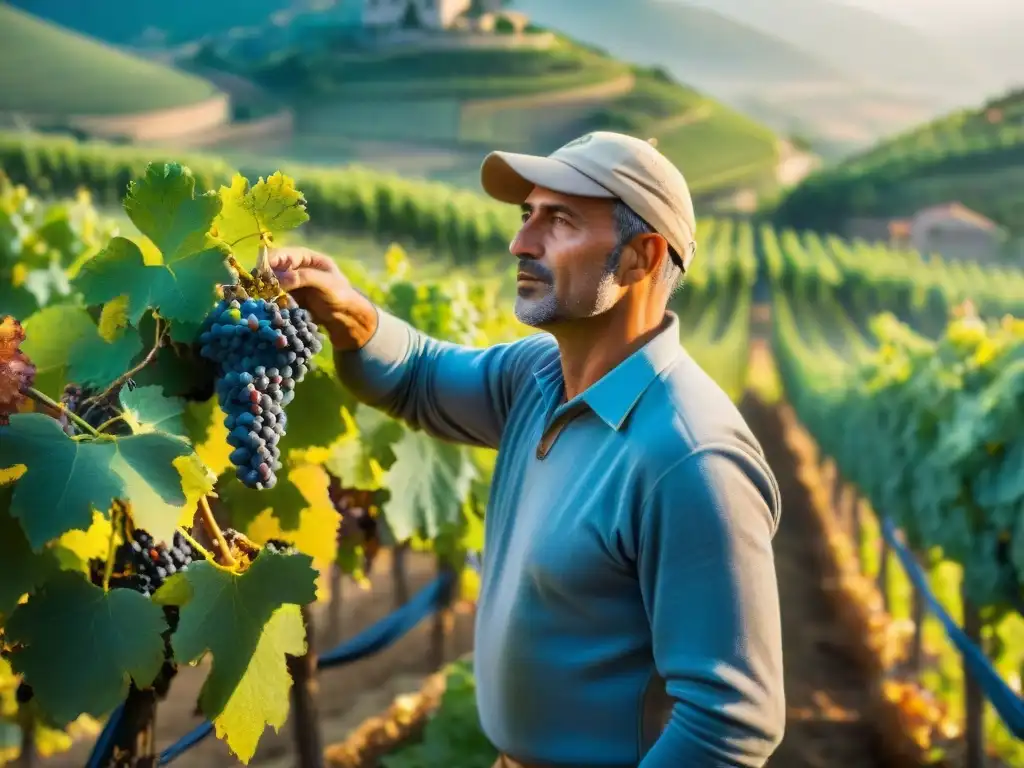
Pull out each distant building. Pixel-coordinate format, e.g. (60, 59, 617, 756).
(847, 202, 1006, 263)
(355, 0, 473, 30)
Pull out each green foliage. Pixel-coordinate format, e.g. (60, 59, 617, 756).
(771, 86, 1024, 235)
(5, 570, 168, 726)
(154, 551, 318, 762)
(382, 659, 496, 768)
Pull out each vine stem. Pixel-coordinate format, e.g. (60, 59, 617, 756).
(81, 317, 164, 415)
(198, 496, 236, 568)
(176, 527, 214, 564)
(24, 387, 99, 437)
(102, 504, 122, 592)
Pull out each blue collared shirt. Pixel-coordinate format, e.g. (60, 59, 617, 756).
(336, 307, 785, 767)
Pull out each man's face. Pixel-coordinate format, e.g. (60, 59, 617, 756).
(511, 186, 622, 328)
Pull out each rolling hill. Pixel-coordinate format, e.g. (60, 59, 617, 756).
(0, 5, 220, 116)
(770, 86, 1024, 239)
(181, 27, 785, 202)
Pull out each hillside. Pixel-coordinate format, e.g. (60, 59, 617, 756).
(0, 5, 220, 116)
(181, 30, 783, 201)
(770, 86, 1024, 238)
(505, 0, 958, 155)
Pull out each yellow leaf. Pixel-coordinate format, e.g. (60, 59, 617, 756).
(185, 398, 233, 479)
(212, 604, 306, 763)
(97, 296, 130, 342)
(0, 465, 25, 485)
(245, 465, 337, 562)
(174, 453, 217, 529)
(57, 509, 111, 562)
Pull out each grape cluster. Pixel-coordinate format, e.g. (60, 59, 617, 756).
(262, 538, 297, 556)
(329, 478, 384, 571)
(198, 295, 323, 489)
(60, 383, 133, 437)
(89, 529, 198, 597)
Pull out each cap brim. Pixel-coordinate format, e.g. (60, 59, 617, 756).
(480, 151, 615, 204)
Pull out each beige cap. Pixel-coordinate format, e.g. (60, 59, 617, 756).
(480, 131, 697, 271)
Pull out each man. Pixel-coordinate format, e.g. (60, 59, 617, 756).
(269, 131, 785, 767)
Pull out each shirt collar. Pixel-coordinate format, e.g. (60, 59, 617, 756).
(533, 311, 683, 431)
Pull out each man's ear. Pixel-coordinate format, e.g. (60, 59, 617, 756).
(620, 234, 669, 286)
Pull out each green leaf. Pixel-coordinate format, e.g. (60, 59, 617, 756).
(157, 550, 317, 763)
(74, 236, 229, 327)
(212, 172, 309, 269)
(4, 570, 168, 727)
(280, 368, 354, 451)
(67, 326, 144, 391)
(0, 414, 193, 549)
(218, 470, 308, 531)
(0, 489, 59, 621)
(19, 305, 96, 395)
(123, 162, 222, 262)
(119, 385, 187, 437)
(380, 430, 476, 542)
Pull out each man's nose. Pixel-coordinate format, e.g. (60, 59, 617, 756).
(510, 226, 541, 260)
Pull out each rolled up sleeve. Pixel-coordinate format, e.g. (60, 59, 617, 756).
(637, 444, 785, 768)
(334, 304, 552, 450)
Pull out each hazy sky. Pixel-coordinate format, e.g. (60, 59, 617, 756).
(838, 0, 1017, 29)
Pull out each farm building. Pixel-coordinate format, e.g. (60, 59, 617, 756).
(847, 202, 1007, 263)
(355, 0, 474, 30)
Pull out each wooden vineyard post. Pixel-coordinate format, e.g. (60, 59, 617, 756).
(327, 561, 343, 643)
(112, 684, 158, 767)
(15, 711, 33, 768)
(961, 589, 985, 768)
(287, 604, 325, 768)
(392, 542, 410, 609)
(429, 556, 456, 671)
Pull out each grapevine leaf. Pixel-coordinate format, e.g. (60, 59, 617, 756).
(324, 433, 379, 490)
(119, 384, 187, 436)
(212, 173, 309, 269)
(122, 162, 222, 262)
(218, 466, 312, 531)
(280, 368, 354, 451)
(19, 305, 96, 395)
(245, 465, 338, 560)
(56, 509, 113, 564)
(380, 430, 476, 542)
(0, 493, 58, 621)
(0, 414, 192, 549)
(158, 550, 317, 763)
(66, 326, 144, 390)
(74, 236, 230, 327)
(183, 397, 233, 478)
(173, 453, 217, 528)
(97, 296, 130, 342)
(4, 570, 167, 727)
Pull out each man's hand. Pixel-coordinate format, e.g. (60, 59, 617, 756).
(267, 247, 378, 352)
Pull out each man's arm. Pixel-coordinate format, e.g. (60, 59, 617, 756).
(334, 302, 552, 450)
(636, 445, 785, 768)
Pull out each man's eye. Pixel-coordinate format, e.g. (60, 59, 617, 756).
(552, 215, 569, 226)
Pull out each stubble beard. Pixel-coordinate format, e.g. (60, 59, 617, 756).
(514, 246, 622, 328)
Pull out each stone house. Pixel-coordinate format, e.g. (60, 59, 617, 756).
(847, 202, 1006, 263)
(358, 0, 473, 29)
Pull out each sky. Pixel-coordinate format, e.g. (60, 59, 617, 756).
(837, 0, 1016, 30)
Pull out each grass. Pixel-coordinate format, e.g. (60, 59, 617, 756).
(0, 5, 219, 116)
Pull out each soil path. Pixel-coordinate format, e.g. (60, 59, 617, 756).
(741, 386, 896, 768)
